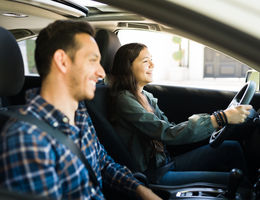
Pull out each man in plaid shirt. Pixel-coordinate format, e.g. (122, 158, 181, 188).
(0, 20, 161, 200)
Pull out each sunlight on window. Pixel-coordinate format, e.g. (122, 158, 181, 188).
(18, 38, 38, 76)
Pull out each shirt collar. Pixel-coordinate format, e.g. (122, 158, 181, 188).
(123, 89, 158, 107)
(28, 94, 69, 129)
(25, 87, 40, 103)
(24, 88, 88, 129)
(142, 90, 158, 106)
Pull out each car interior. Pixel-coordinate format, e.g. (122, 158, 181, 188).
(1, 0, 260, 200)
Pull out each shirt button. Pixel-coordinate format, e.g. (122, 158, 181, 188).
(91, 188, 95, 194)
(53, 121, 59, 127)
(62, 117, 69, 123)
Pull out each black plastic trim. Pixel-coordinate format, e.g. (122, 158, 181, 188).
(52, 0, 89, 15)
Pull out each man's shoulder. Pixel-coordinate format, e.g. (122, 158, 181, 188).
(0, 117, 56, 167)
(2, 118, 45, 138)
(0, 111, 50, 149)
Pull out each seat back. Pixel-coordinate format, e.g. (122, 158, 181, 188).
(85, 85, 138, 171)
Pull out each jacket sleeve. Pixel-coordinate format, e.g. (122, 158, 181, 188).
(116, 91, 215, 145)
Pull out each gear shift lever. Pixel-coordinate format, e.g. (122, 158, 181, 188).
(225, 168, 243, 199)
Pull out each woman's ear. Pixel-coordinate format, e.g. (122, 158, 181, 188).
(53, 49, 70, 74)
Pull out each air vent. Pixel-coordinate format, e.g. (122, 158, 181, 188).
(118, 22, 161, 31)
(9, 29, 35, 40)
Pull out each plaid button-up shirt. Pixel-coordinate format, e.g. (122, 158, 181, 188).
(0, 89, 140, 199)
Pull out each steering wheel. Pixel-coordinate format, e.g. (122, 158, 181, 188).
(209, 81, 256, 147)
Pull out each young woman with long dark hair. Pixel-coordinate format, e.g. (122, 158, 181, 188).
(109, 43, 251, 185)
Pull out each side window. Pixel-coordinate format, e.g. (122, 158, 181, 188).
(117, 30, 251, 91)
(18, 38, 39, 76)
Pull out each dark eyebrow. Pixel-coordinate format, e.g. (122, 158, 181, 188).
(89, 53, 100, 59)
(142, 56, 152, 60)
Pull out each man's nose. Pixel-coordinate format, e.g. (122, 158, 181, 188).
(149, 60, 154, 68)
(97, 63, 106, 79)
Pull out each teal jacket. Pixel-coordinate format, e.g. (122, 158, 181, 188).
(112, 90, 215, 172)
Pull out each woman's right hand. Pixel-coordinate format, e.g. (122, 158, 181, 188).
(224, 104, 252, 124)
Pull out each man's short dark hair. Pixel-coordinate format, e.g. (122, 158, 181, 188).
(35, 20, 95, 81)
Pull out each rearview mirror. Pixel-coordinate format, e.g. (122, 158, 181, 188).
(245, 70, 260, 91)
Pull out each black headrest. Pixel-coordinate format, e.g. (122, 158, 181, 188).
(95, 29, 121, 74)
(0, 27, 24, 96)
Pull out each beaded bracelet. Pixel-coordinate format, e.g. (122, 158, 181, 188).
(221, 110, 228, 124)
(217, 111, 225, 127)
(213, 111, 222, 127)
(213, 110, 228, 128)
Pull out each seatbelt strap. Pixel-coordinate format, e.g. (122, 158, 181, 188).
(0, 110, 99, 187)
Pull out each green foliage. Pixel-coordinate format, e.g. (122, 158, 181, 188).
(172, 36, 182, 44)
(173, 50, 184, 61)
(26, 39, 37, 73)
(172, 36, 184, 66)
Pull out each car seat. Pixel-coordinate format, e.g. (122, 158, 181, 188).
(0, 27, 25, 109)
(0, 27, 52, 200)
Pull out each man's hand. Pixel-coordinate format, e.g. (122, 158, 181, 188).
(136, 185, 162, 200)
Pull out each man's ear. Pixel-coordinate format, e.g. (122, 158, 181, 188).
(53, 49, 70, 74)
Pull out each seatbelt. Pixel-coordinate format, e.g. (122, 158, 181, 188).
(0, 110, 99, 188)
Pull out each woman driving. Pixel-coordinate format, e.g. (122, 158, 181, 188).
(109, 43, 252, 185)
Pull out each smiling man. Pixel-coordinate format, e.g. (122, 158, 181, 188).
(0, 20, 161, 200)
